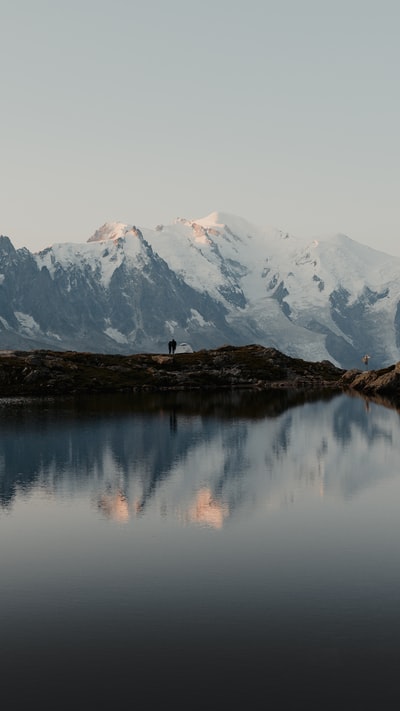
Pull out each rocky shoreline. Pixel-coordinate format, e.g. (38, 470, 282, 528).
(339, 362, 400, 406)
(0, 344, 399, 407)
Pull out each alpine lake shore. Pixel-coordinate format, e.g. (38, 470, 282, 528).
(0, 344, 399, 411)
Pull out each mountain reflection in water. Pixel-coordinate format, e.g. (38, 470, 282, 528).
(0, 389, 398, 521)
(2, 389, 400, 709)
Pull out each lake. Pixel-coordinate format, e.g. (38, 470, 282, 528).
(1, 390, 400, 708)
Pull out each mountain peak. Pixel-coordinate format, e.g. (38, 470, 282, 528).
(195, 211, 258, 234)
(87, 222, 128, 243)
(0, 235, 16, 256)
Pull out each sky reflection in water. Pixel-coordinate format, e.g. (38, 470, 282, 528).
(1, 390, 400, 707)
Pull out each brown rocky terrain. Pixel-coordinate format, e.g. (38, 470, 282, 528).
(0, 344, 343, 397)
(1, 344, 399, 408)
(339, 363, 400, 405)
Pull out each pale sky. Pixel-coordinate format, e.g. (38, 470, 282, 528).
(2, 0, 400, 255)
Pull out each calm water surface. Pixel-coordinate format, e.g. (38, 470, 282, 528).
(1, 390, 400, 708)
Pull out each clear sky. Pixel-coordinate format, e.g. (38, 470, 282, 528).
(2, 0, 400, 255)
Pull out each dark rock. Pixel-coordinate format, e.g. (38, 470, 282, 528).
(339, 363, 400, 400)
(0, 344, 346, 398)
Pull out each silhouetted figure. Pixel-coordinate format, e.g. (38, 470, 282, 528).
(168, 340, 172, 354)
(362, 354, 371, 370)
(171, 339, 177, 354)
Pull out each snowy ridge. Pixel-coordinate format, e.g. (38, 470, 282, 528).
(37, 227, 146, 289)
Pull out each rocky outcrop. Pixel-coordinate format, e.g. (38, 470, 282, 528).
(3, 343, 400, 407)
(339, 363, 400, 401)
(0, 344, 344, 397)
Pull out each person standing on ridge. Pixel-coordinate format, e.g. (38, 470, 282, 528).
(362, 354, 371, 369)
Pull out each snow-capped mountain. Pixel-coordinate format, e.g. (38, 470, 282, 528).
(0, 211, 399, 369)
